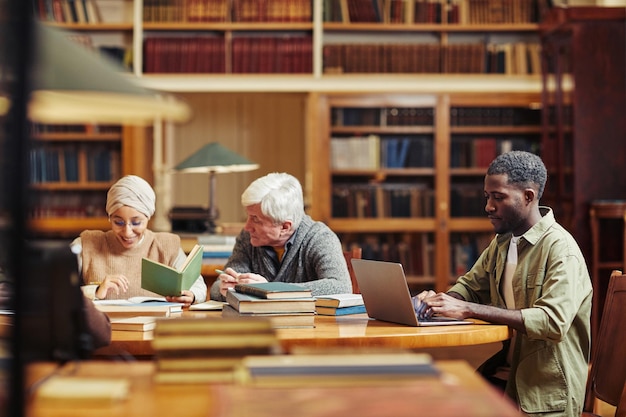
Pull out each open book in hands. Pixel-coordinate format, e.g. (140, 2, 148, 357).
(141, 244, 203, 297)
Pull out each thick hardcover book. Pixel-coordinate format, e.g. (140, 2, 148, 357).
(155, 370, 236, 384)
(94, 301, 183, 318)
(316, 304, 367, 316)
(226, 290, 316, 314)
(315, 293, 363, 308)
(222, 304, 315, 329)
(154, 316, 275, 336)
(238, 352, 439, 385)
(141, 244, 203, 296)
(151, 332, 279, 351)
(110, 316, 157, 332)
(234, 282, 312, 299)
(36, 376, 129, 405)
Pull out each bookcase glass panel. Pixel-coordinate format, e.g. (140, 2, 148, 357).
(339, 231, 435, 294)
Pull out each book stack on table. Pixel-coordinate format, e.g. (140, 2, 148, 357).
(151, 316, 280, 384)
(315, 294, 366, 316)
(223, 282, 316, 329)
(110, 316, 157, 341)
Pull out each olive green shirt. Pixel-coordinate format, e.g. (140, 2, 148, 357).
(449, 207, 592, 416)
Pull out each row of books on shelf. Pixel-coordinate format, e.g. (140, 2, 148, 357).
(29, 192, 106, 219)
(29, 145, 121, 184)
(143, 36, 313, 74)
(450, 233, 492, 279)
(325, 0, 548, 24)
(62, 33, 133, 71)
(332, 107, 435, 127)
(451, 106, 541, 126)
(450, 137, 536, 168)
(324, 41, 540, 75)
(450, 183, 485, 217)
(331, 135, 434, 170)
(343, 233, 434, 277)
(341, 232, 490, 280)
(144, 0, 312, 23)
(333, 183, 435, 219)
(332, 105, 542, 128)
(30, 124, 122, 135)
(34, 0, 101, 24)
(332, 181, 508, 219)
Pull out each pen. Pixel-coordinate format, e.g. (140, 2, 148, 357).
(216, 269, 239, 283)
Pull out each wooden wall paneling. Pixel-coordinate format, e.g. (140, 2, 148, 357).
(170, 93, 307, 224)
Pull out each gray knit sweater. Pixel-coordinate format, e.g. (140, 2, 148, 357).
(210, 215, 352, 301)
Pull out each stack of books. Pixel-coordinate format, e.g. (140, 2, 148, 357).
(223, 282, 316, 328)
(110, 316, 157, 341)
(315, 294, 366, 316)
(151, 316, 280, 384)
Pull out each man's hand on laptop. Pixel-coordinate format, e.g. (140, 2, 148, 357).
(412, 290, 436, 319)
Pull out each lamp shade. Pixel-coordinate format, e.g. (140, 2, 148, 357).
(26, 22, 191, 125)
(175, 142, 259, 173)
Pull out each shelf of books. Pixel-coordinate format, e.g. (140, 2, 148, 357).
(309, 92, 544, 293)
(35, 0, 548, 88)
(34, 0, 135, 71)
(27, 123, 148, 237)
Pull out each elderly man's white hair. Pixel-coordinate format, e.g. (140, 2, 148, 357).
(241, 172, 304, 228)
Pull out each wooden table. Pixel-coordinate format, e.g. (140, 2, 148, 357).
(95, 311, 510, 362)
(25, 360, 523, 417)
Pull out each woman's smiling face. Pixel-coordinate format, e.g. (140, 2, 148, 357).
(109, 206, 148, 249)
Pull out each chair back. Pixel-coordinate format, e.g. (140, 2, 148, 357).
(583, 270, 626, 415)
(343, 247, 362, 294)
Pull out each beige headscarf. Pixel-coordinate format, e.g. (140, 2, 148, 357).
(105, 175, 156, 218)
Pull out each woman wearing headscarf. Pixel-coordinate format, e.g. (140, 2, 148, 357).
(72, 175, 207, 307)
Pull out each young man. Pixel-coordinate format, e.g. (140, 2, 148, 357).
(211, 172, 352, 301)
(414, 151, 592, 417)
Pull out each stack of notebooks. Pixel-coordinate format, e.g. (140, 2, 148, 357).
(315, 294, 366, 316)
(223, 282, 316, 328)
(151, 316, 280, 384)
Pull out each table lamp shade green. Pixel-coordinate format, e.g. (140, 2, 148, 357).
(175, 143, 259, 233)
(25, 22, 191, 125)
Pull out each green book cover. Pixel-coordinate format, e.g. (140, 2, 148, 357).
(141, 244, 203, 296)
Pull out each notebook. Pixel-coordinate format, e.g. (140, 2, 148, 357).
(351, 259, 472, 327)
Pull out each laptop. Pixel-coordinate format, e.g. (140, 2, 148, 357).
(351, 258, 472, 327)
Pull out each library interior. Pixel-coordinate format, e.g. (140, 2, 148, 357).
(1, 1, 625, 417)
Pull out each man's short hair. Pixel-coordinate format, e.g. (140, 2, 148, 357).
(487, 151, 547, 199)
(241, 172, 304, 228)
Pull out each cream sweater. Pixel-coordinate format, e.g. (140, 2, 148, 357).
(76, 229, 207, 302)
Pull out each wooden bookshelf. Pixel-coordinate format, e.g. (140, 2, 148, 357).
(540, 6, 626, 341)
(35, 0, 547, 83)
(308, 92, 543, 293)
(27, 124, 152, 238)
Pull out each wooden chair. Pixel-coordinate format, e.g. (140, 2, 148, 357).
(582, 270, 626, 417)
(343, 247, 362, 294)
